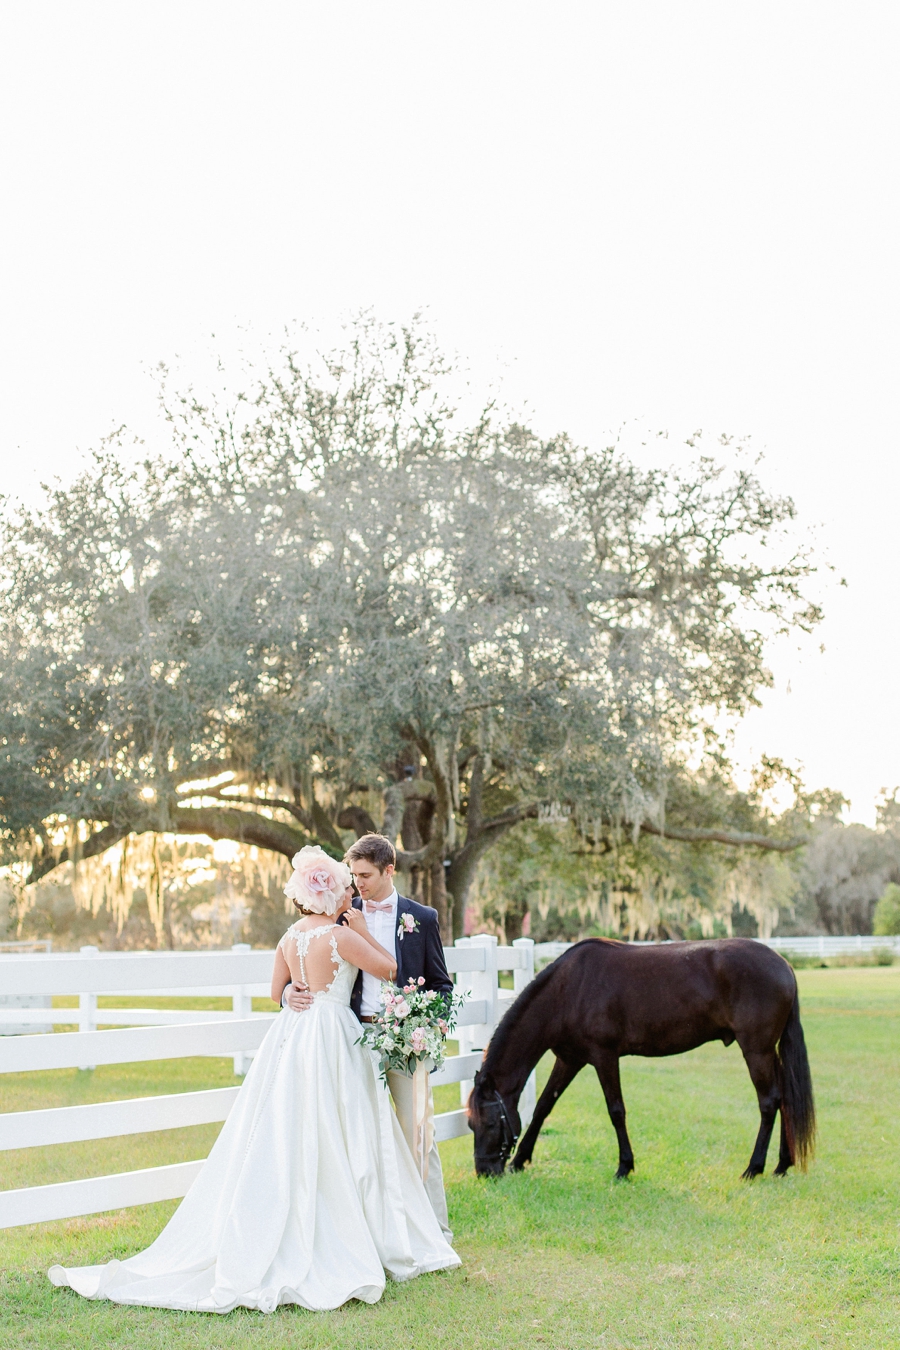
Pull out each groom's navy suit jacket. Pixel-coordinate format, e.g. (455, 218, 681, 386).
(349, 894, 453, 1023)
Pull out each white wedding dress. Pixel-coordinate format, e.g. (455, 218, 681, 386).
(49, 924, 460, 1312)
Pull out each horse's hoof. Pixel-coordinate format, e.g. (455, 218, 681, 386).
(614, 1165, 634, 1181)
(741, 1165, 763, 1180)
(773, 1163, 792, 1177)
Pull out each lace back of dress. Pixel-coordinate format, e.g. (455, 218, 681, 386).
(287, 923, 345, 997)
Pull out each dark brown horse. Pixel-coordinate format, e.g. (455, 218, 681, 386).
(468, 938, 815, 1180)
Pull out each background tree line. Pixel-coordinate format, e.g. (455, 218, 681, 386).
(7, 781, 900, 950)
(468, 784, 900, 945)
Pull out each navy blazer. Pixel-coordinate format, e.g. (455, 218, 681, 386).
(349, 893, 453, 1022)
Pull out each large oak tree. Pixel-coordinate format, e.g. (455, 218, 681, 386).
(0, 320, 819, 938)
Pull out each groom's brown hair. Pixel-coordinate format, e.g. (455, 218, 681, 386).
(345, 833, 396, 872)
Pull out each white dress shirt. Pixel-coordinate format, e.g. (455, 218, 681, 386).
(359, 888, 398, 1016)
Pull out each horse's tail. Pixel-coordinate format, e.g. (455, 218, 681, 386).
(777, 987, 816, 1170)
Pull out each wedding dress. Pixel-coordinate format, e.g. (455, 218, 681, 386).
(49, 924, 460, 1312)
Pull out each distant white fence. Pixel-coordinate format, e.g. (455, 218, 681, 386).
(533, 935, 900, 966)
(760, 935, 900, 958)
(0, 935, 535, 1230)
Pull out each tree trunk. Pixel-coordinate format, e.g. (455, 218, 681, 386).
(446, 817, 514, 940)
(446, 854, 476, 941)
(503, 890, 529, 943)
(428, 859, 452, 945)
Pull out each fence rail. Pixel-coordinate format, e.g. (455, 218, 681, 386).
(533, 934, 900, 965)
(760, 935, 900, 957)
(0, 935, 535, 1229)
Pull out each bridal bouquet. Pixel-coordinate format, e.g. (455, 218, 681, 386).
(359, 980, 466, 1078)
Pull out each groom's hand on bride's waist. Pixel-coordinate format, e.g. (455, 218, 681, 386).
(282, 982, 314, 1012)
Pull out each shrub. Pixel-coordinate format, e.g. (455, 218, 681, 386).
(873, 883, 900, 936)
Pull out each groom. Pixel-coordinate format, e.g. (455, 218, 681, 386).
(345, 833, 454, 1240)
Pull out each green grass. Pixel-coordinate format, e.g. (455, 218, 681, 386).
(2, 968, 900, 1348)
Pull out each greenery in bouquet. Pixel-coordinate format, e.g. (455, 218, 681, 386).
(358, 979, 466, 1078)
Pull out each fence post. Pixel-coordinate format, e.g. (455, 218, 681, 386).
(470, 933, 499, 1039)
(453, 937, 474, 1106)
(512, 937, 537, 1128)
(512, 936, 534, 995)
(231, 943, 252, 1076)
(454, 934, 499, 1107)
(78, 946, 98, 1071)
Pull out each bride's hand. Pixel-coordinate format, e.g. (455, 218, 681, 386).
(341, 906, 368, 936)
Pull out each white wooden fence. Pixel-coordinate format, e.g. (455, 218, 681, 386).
(533, 934, 900, 966)
(0, 935, 535, 1230)
(759, 935, 900, 958)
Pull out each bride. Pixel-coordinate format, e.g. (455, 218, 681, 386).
(49, 848, 461, 1313)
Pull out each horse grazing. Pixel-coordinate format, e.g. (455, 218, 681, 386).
(468, 938, 815, 1180)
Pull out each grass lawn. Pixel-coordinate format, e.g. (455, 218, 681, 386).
(1, 967, 899, 1348)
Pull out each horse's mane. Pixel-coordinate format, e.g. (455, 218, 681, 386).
(479, 939, 616, 1082)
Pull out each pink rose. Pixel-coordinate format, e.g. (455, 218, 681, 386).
(393, 999, 410, 1019)
(411, 1028, 426, 1053)
(284, 846, 351, 915)
(417, 977, 425, 985)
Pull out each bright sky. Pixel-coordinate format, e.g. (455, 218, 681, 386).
(1, 3, 897, 824)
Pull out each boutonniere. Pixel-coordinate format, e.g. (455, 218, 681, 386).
(398, 913, 420, 942)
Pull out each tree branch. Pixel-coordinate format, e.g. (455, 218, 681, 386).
(413, 734, 456, 867)
(177, 786, 345, 850)
(466, 751, 487, 838)
(337, 804, 378, 837)
(177, 784, 315, 831)
(25, 804, 327, 887)
(476, 802, 806, 852)
(171, 806, 311, 858)
(173, 760, 238, 789)
(638, 820, 806, 852)
(480, 801, 540, 833)
(381, 783, 405, 843)
(379, 778, 443, 869)
(26, 823, 132, 886)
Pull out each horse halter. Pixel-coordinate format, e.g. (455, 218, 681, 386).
(492, 1091, 518, 1167)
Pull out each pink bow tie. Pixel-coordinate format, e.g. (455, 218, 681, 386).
(364, 900, 394, 913)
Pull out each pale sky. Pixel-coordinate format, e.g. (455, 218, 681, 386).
(1, 3, 897, 824)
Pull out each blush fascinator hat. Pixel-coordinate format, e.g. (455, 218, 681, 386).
(284, 846, 352, 915)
